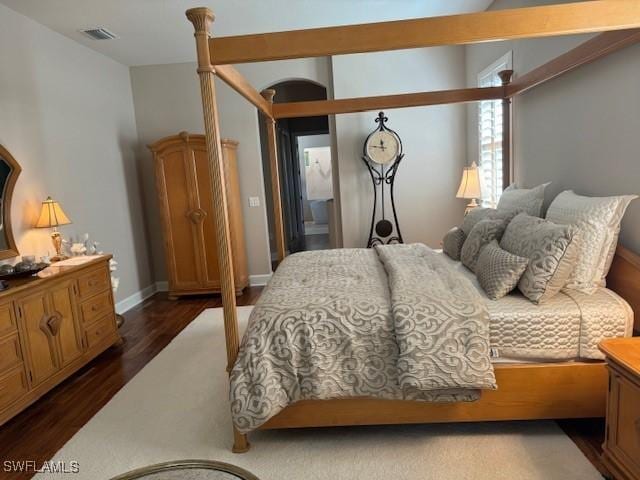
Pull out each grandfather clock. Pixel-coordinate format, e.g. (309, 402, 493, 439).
(362, 112, 404, 247)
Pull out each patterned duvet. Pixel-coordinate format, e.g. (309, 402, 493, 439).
(229, 244, 496, 433)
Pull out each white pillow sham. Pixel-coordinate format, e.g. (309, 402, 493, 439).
(545, 190, 637, 293)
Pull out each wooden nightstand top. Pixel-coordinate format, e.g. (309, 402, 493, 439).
(599, 338, 640, 377)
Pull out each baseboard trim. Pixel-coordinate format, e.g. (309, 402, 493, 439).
(115, 283, 159, 314)
(249, 273, 272, 287)
(116, 276, 268, 314)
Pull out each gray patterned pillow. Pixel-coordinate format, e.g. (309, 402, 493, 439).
(497, 182, 550, 217)
(546, 190, 638, 293)
(476, 240, 529, 300)
(500, 213, 578, 304)
(461, 218, 507, 273)
(442, 227, 466, 261)
(461, 207, 515, 236)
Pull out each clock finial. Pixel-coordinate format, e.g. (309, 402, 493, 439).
(375, 111, 388, 126)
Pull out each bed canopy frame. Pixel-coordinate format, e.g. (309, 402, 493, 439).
(185, 1, 640, 453)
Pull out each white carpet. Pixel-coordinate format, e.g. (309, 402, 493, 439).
(36, 307, 602, 480)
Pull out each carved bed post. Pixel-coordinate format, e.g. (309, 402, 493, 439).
(261, 89, 287, 263)
(498, 69, 514, 191)
(185, 7, 249, 454)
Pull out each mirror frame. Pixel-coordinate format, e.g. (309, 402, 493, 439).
(0, 145, 21, 260)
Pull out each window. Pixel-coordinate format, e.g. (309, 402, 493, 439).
(477, 52, 512, 207)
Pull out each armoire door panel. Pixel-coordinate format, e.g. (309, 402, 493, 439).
(18, 293, 57, 385)
(158, 148, 203, 290)
(222, 140, 249, 286)
(50, 281, 83, 367)
(193, 146, 221, 287)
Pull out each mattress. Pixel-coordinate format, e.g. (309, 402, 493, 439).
(437, 252, 634, 361)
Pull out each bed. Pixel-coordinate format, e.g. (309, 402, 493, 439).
(230, 245, 634, 434)
(182, 2, 640, 452)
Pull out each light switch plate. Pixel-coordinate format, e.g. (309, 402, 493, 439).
(248, 196, 260, 207)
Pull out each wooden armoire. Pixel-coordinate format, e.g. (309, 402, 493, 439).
(148, 132, 248, 299)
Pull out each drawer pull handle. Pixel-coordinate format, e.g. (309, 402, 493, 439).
(40, 313, 62, 337)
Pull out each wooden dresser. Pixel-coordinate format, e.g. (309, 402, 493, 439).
(0, 255, 119, 425)
(599, 338, 640, 480)
(148, 132, 248, 299)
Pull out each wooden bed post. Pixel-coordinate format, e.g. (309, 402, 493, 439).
(261, 89, 287, 263)
(185, 7, 249, 454)
(498, 69, 514, 191)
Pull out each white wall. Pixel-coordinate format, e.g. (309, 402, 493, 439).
(466, 0, 640, 253)
(130, 58, 332, 280)
(332, 47, 468, 248)
(0, 4, 152, 302)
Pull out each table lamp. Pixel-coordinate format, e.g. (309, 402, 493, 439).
(456, 162, 482, 214)
(35, 196, 72, 261)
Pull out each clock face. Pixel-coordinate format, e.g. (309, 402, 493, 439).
(365, 130, 400, 165)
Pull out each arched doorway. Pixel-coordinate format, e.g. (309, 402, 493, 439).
(258, 80, 335, 263)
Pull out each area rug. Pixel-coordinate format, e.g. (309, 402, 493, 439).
(36, 307, 601, 480)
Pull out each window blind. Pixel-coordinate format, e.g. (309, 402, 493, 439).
(477, 52, 511, 207)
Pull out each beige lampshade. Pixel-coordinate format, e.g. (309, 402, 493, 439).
(456, 162, 482, 199)
(35, 196, 72, 228)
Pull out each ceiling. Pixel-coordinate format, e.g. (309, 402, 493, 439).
(0, 0, 493, 66)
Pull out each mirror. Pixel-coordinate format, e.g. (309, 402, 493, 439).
(0, 145, 21, 260)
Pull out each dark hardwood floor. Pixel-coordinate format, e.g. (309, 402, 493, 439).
(0, 287, 608, 479)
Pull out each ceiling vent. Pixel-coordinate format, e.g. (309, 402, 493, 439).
(80, 27, 118, 40)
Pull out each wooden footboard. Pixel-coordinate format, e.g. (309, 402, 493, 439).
(259, 361, 607, 430)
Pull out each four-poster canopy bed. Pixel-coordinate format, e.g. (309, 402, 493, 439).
(184, 1, 640, 453)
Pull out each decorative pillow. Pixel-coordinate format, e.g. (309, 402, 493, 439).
(461, 207, 515, 236)
(497, 182, 550, 217)
(461, 208, 495, 236)
(500, 213, 578, 304)
(461, 218, 507, 273)
(546, 190, 638, 293)
(476, 240, 529, 300)
(442, 227, 466, 261)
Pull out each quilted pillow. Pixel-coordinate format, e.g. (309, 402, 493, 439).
(476, 240, 529, 300)
(497, 182, 550, 217)
(461, 218, 507, 273)
(546, 190, 638, 293)
(442, 227, 466, 261)
(500, 213, 578, 304)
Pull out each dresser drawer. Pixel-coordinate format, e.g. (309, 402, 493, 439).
(0, 368, 28, 412)
(80, 290, 114, 326)
(0, 303, 16, 336)
(77, 266, 111, 300)
(84, 314, 117, 350)
(0, 334, 23, 373)
(608, 372, 640, 478)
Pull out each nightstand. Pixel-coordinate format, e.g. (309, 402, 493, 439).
(599, 338, 640, 480)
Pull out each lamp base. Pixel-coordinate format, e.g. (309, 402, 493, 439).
(464, 199, 480, 215)
(50, 230, 68, 262)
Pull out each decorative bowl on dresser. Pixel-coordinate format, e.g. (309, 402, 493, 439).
(0, 255, 119, 426)
(599, 338, 640, 480)
(148, 132, 249, 299)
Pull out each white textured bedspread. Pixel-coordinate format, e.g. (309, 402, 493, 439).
(229, 245, 496, 433)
